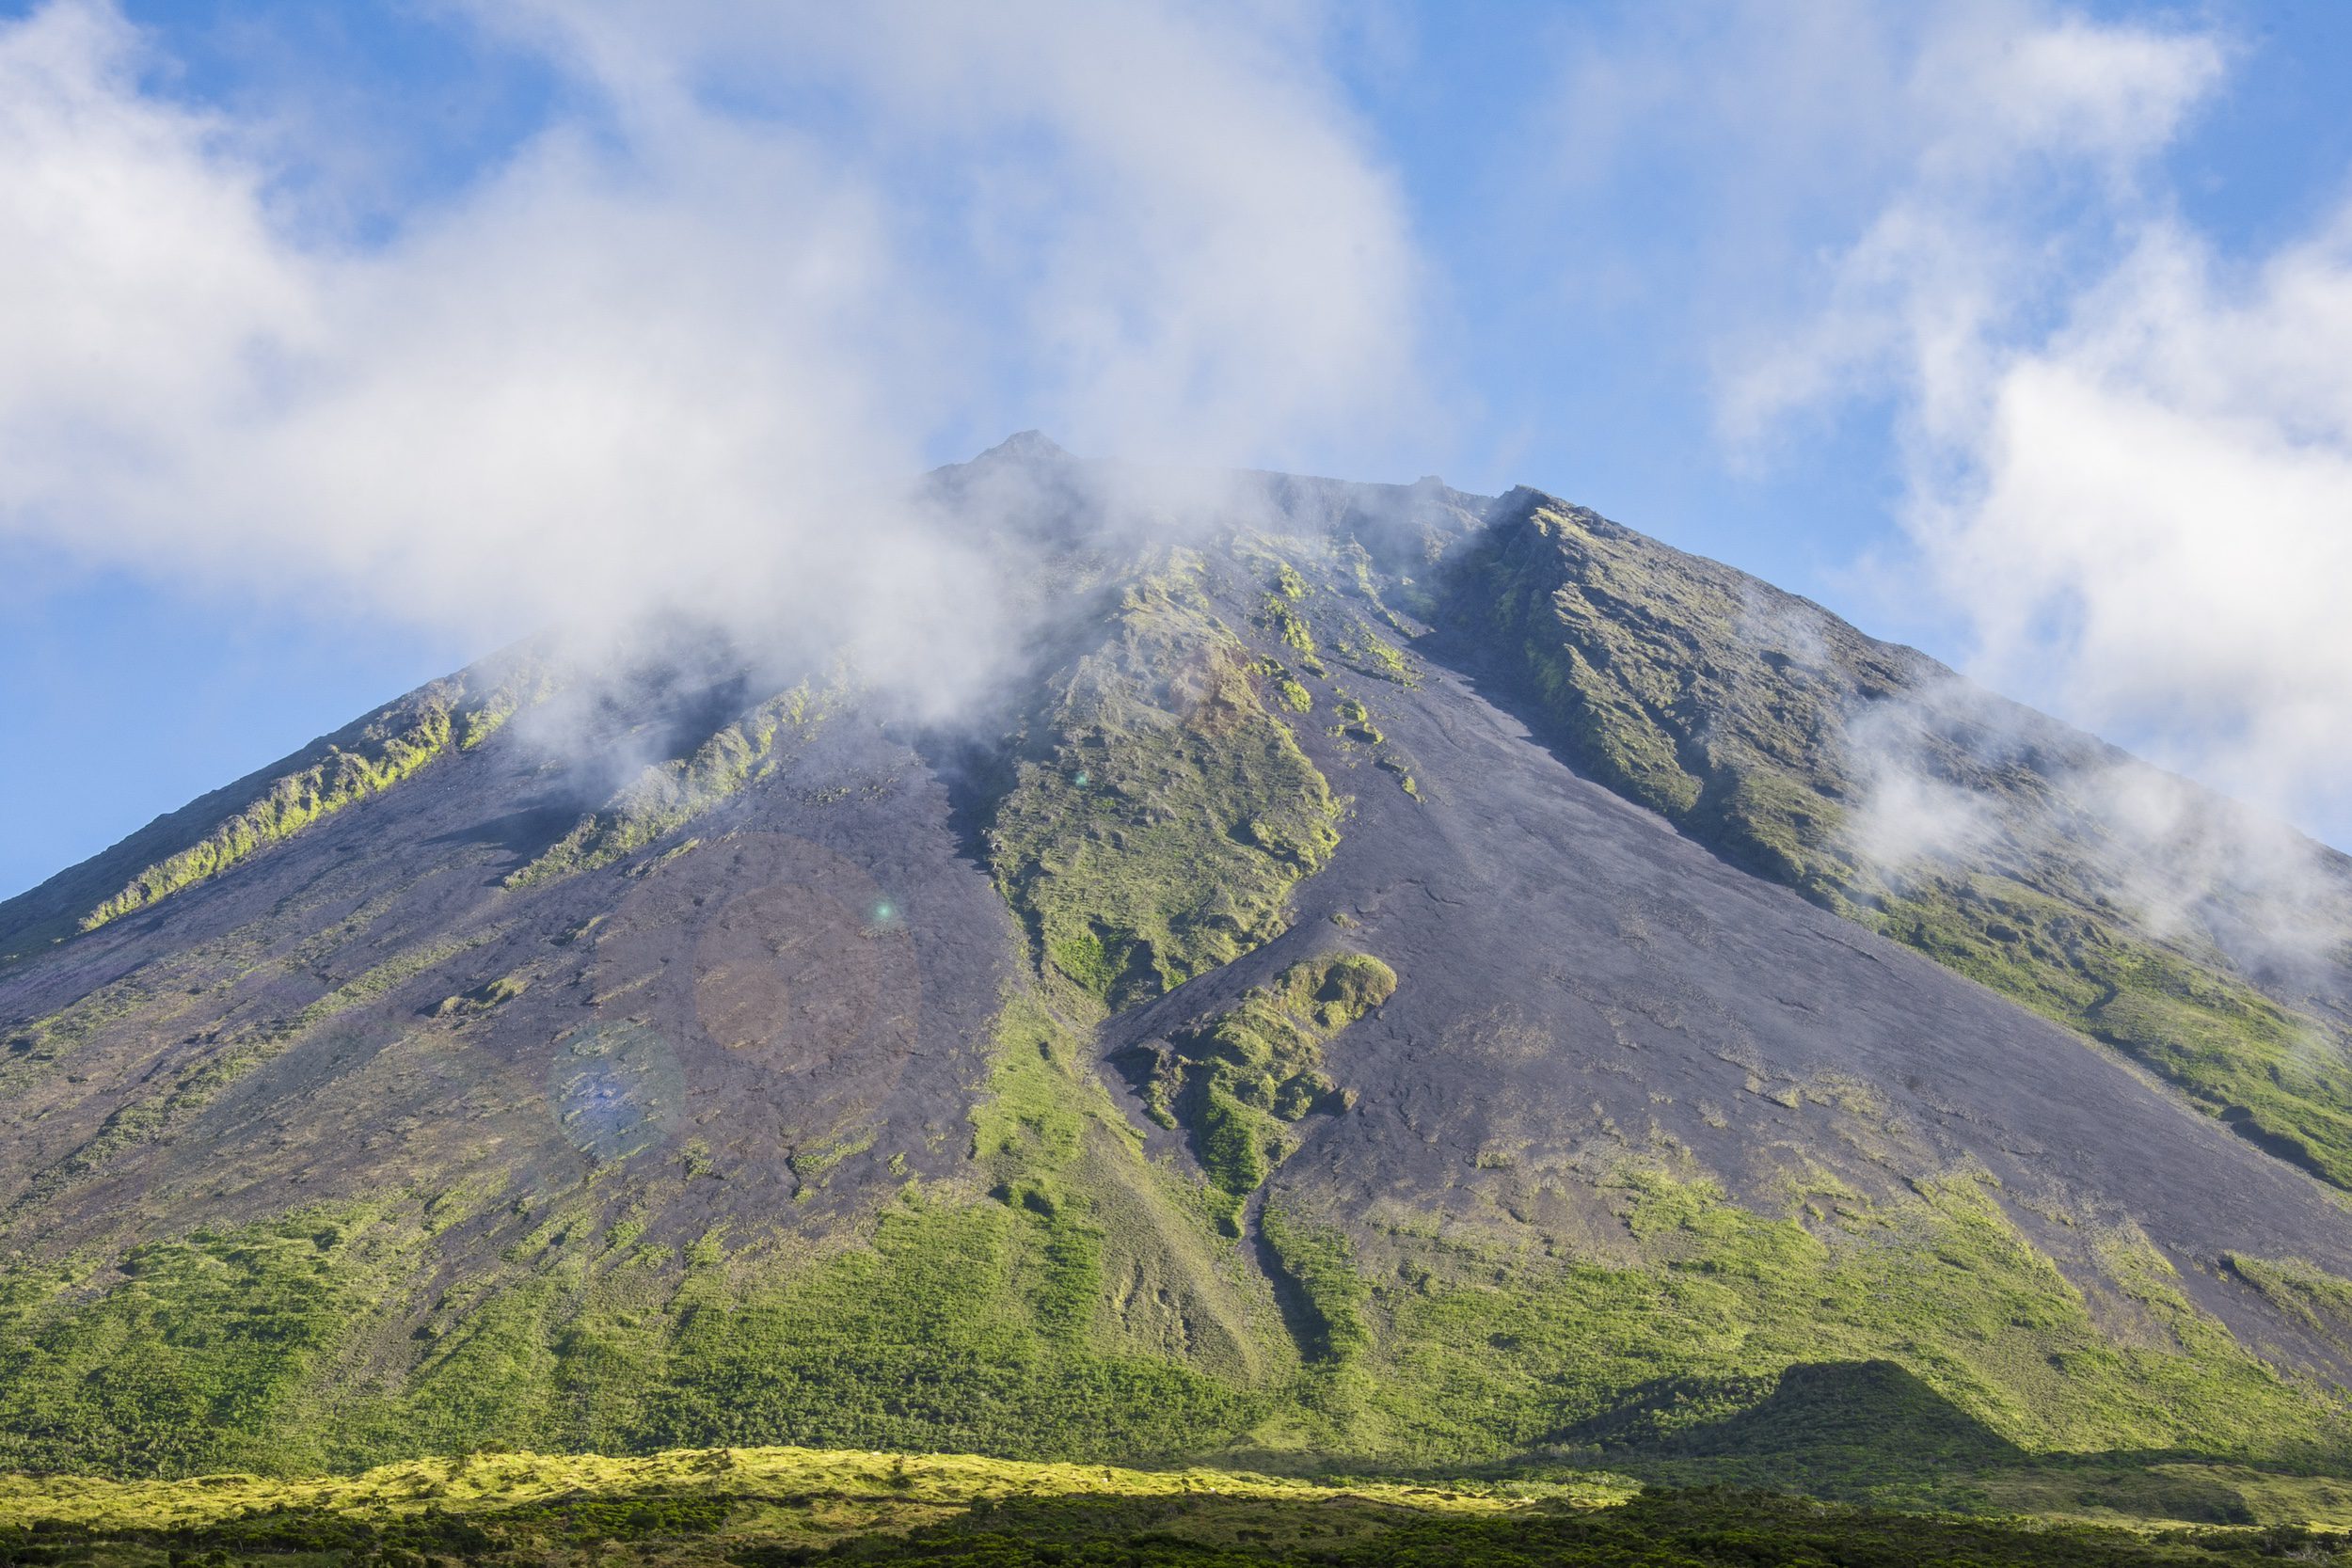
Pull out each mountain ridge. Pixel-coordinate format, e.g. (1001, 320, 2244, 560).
(3, 442, 2350, 1491)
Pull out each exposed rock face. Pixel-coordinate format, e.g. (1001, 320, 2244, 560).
(3, 439, 2349, 1480)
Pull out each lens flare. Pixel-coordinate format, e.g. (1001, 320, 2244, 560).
(548, 1021, 685, 1163)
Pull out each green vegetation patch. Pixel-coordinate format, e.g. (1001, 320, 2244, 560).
(644, 997, 1266, 1459)
(15, 1454, 2352, 1568)
(1876, 877, 2352, 1186)
(2225, 1255, 2352, 1364)
(77, 657, 555, 933)
(510, 682, 833, 888)
(0, 1188, 1264, 1475)
(1337, 1169, 2348, 1471)
(1252, 548, 1414, 688)
(868, 1488, 2352, 1568)
(991, 565, 1343, 1006)
(1335, 624, 1415, 686)
(1255, 659, 1313, 715)
(1261, 1203, 1372, 1364)
(428, 973, 530, 1019)
(0, 1210, 398, 1477)
(1124, 955, 1394, 1230)
(1328, 692, 1382, 746)
(1, 1157, 2346, 1487)
(645, 1195, 1260, 1461)
(0, 1444, 1621, 1568)
(0, 988, 1282, 1478)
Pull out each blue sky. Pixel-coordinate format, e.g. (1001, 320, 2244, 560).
(5, 0, 2352, 900)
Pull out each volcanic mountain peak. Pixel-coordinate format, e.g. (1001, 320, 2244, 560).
(2, 447, 2350, 1489)
(976, 429, 1073, 465)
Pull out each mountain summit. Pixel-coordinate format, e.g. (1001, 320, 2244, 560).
(977, 429, 1073, 464)
(4, 445, 2351, 1486)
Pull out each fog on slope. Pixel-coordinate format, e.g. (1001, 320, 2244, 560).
(1843, 671, 2352, 1015)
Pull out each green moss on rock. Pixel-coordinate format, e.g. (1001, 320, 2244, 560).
(77, 659, 554, 934)
(1127, 954, 1393, 1229)
(509, 683, 832, 889)
(991, 567, 1342, 1006)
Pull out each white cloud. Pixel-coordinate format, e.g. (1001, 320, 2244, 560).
(1845, 760, 2002, 879)
(1681, 4, 2352, 972)
(0, 0, 1426, 710)
(1923, 219, 2352, 836)
(0, 4, 311, 480)
(1915, 15, 2227, 172)
(1715, 4, 2225, 449)
(1643, 7, 2352, 839)
(1549, 0, 2350, 958)
(1834, 678, 2003, 878)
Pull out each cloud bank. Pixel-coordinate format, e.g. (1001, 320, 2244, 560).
(1931, 226, 2352, 840)
(1534, 0, 2352, 1000)
(1690, 2, 2352, 850)
(0, 0, 1425, 709)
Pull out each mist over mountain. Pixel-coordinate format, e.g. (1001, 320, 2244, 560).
(3, 436, 2349, 1514)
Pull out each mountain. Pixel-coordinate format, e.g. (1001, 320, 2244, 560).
(4, 434, 2352, 1495)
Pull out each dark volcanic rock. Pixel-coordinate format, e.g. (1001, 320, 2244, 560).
(3, 442, 2350, 1479)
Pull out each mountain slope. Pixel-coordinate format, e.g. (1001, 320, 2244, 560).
(1452, 491, 2352, 1187)
(2, 436, 2350, 1486)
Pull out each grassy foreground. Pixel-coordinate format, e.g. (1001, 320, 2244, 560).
(7, 1445, 2352, 1567)
(0, 1446, 1601, 1564)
